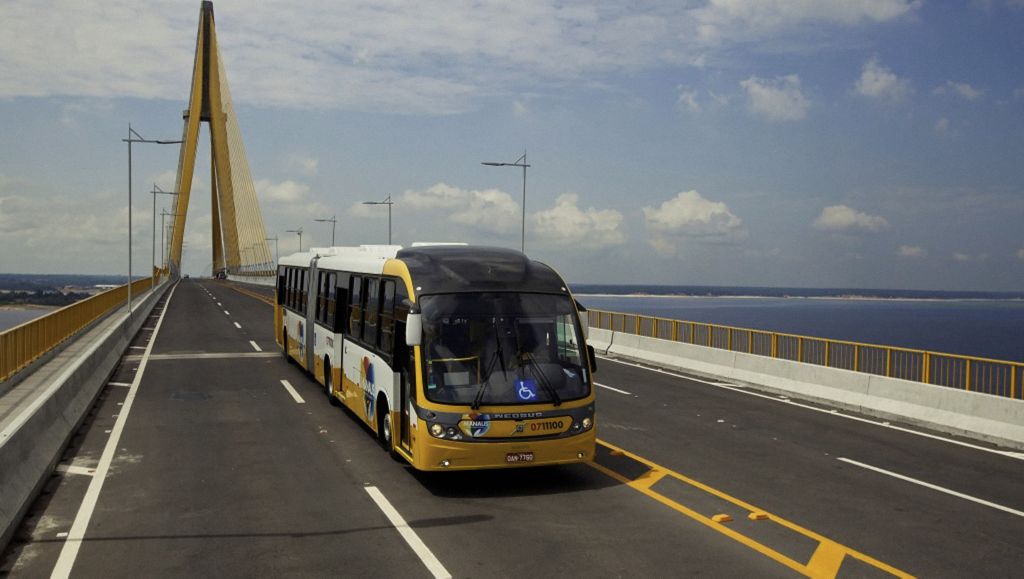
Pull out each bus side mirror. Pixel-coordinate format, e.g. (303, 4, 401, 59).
(587, 344, 597, 373)
(406, 313, 422, 347)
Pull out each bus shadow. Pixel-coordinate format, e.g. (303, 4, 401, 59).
(406, 462, 618, 499)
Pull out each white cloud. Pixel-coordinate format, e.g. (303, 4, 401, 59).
(531, 193, 626, 249)
(953, 252, 971, 262)
(934, 117, 950, 135)
(897, 245, 927, 258)
(286, 155, 319, 176)
(255, 179, 310, 203)
(694, 0, 919, 43)
(1017, 249, 1024, 260)
(512, 100, 529, 117)
(813, 205, 889, 232)
(676, 86, 701, 113)
(933, 80, 984, 101)
(854, 57, 910, 101)
(401, 183, 520, 235)
(739, 75, 810, 121)
(643, 190, 743, 255)
(0, 1, 922, 114)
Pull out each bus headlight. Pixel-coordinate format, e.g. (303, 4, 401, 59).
(445, 427, 459, 439)
(582, 417, 593, 430)
(430, 423, 445, 438)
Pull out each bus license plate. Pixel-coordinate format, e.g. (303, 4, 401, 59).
(506, 452, 534, 463)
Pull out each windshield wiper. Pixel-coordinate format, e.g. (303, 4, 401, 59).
(514, 325, 561, 406)
(472, 320, 508, 410)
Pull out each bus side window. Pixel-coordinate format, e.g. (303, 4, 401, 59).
(349, 275, 363, 338)
(300, 269, 307, 315)
(276, 267, 286, 305)
(286, 268, 294, 309)
(364, 277, 380, 347)
(379, 280, 396, 354)
(317, 271, 328, 323)
(335, 273, 350, 334)
(326, 273, 337, 329)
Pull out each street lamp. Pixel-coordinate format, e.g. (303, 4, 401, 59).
(314, 215, 337, 246)
(266, 236, 279, 264)
(482, 150, 529, 253)
(362, 196, 394, 245)
(123, 125, 182, 316)
(286, 227, 303, 253)
(151, 184, 178, 279)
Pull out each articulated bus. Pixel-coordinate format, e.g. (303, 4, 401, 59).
(275, 243, 597, 470)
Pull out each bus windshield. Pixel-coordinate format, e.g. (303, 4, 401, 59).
(420, 292, 590, 406)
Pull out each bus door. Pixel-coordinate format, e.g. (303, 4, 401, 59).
(397, 329, 412, 451)
(305, 256, 320, 371)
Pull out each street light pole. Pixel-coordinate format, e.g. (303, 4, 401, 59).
(123, 125, 182, 317)
(266, 236, 279, 264)
(286, 227, 303, 253)
(151, 184, 179, 279)
(362, 196, 394, 244)
(482, 150, 529, 253)
(314, 216, 337, 246)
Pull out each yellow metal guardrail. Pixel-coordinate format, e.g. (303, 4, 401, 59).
(589, 309, 1023, 401)
(0, 273, 165, 383)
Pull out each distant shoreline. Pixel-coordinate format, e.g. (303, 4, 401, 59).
(0, 304, 58, 311)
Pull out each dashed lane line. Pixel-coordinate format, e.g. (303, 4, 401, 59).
(223, 310, 230, 316)
(837, 457, 1024, 518)
(233, 322, 242, 329)
(597, 355, 1024, 461)
(364, 486, 452, 579)
(50, 284, 179, 579)
(279, 379, 305, 404)
(249, 340, 262, 352)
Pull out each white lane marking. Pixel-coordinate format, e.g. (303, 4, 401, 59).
(223, 310, 230, 316)
(51, 284, 179, 579)
(597, 355, 1024, 461)
(837, 457, 1024, 518)
(56, 465, 96, 477)
(249, 340, 262, 352)
(364, 486, 452, 579)
(595, 382, 633, 396)
(129, 346, 146, 350)
(107, 382, 132, 387)
(233, 322, 242, 329)
(279, 379, 305, 404)
(217, 302, 222, 307)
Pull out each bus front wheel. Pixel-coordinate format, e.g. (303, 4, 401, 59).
(377, 399, 400, 460)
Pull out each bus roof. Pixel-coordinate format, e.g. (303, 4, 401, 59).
(396, 245, 568, 296)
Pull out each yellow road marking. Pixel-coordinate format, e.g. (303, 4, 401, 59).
(217, 281, 275, 306)
(590, 439, 914, 579)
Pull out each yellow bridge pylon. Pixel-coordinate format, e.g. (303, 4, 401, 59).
(168, 1, 273, 277)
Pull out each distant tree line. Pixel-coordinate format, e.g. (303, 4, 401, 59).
(0, 290, 91, 307)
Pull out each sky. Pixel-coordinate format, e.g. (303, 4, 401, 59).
(1, 0, 1023, 291)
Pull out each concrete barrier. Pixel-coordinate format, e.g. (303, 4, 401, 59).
(0, 281, 170, 551)
(588, 328, 1024, 450)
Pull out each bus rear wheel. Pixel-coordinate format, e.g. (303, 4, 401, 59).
(324, 359, 340, 406)
(377, 400, 401, 460)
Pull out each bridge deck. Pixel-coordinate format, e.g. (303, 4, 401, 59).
(3, 279, 1022, 577)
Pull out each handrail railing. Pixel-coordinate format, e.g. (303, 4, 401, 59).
(0, 273, 166, 383)
(588, 309, 1022, 401)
